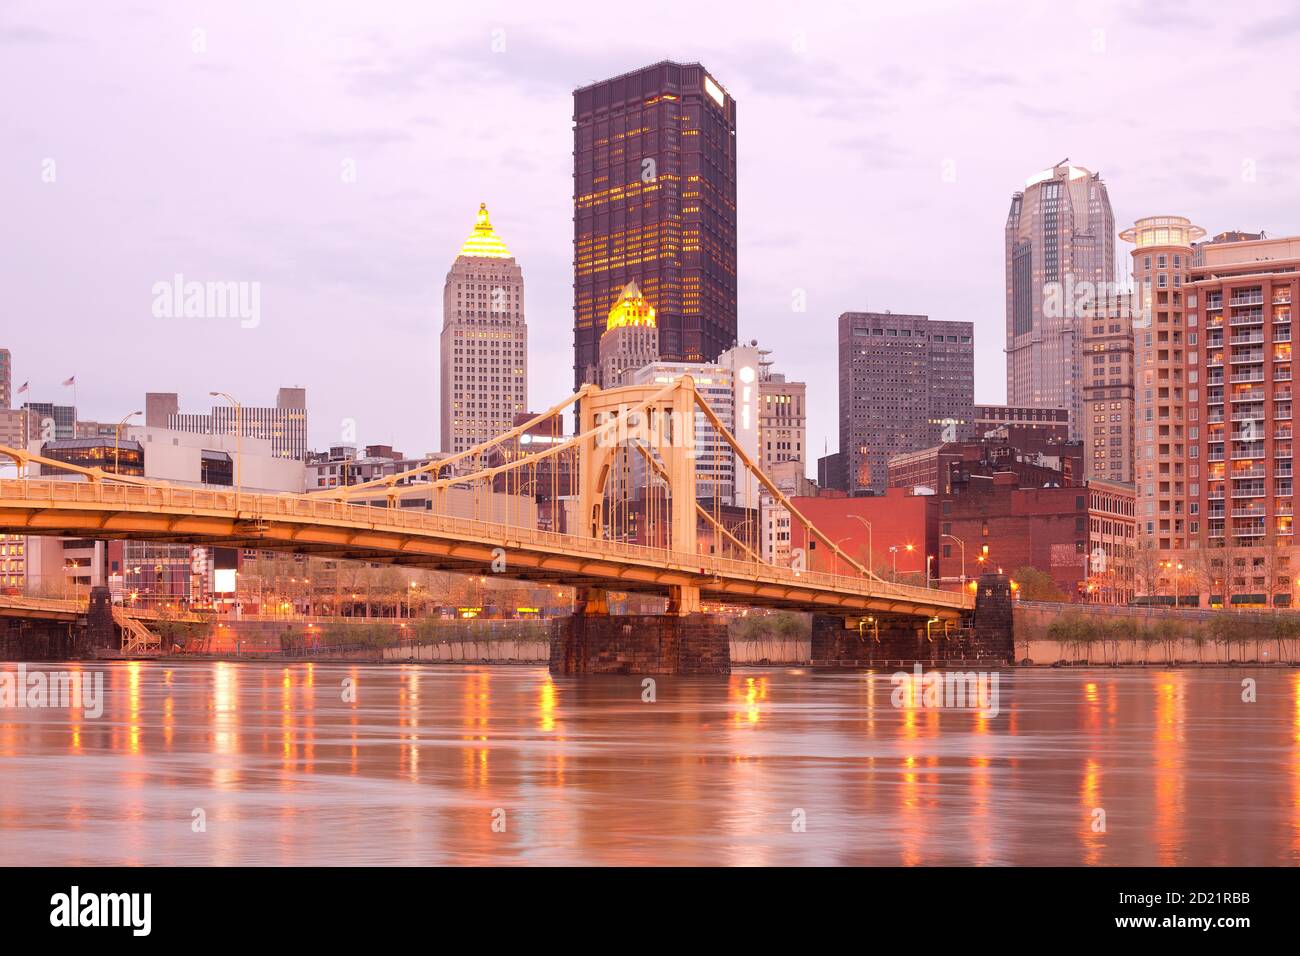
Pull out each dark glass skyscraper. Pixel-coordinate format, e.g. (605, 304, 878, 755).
(572, 61, 737, 392)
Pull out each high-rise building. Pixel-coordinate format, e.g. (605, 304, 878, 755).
(1122, 215, 1204, 552)
(1006, 162, 1115, 438)
(0, 348, 11, 410)
(597, 281, 659, 388)
(146, 388, 308, 460)
(630, 344, 761, 507)
(1080, 291, 1137, 483)
(1191, 234, 1300, 607)
(838, 311, 974, 495)
(572, 61, 737, 392)
(757, 354, 805, 473)
(440, 203, 527, 454)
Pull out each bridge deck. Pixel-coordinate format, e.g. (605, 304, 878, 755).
(0, 478, 972, 620)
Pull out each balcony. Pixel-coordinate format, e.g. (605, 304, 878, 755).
(1276, 290, 1294, 305)
(1230, 333, 1264, 345)
(1231, 351, 1265, 364)
(1230, 372, 1265, 384)
(1233, 505, 1266, 518)
(1231, 292, 1265, 306)
(1231, 310, 1264, 325)
(1231, 484, 1266, 497)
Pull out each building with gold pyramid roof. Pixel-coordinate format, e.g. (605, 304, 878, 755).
(598, 281, 660, 387)
(440, 203, 527, 453)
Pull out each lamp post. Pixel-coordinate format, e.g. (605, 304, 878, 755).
(210, 391, 242, 510)
(942, 533, 967, 588)
(833, 536, 852, 576)
(849, 515, 873, 575)
(113, 411, 142, 474)
(889, 545, 900, 581)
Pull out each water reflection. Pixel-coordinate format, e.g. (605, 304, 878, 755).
(0, 663, 1295, 866)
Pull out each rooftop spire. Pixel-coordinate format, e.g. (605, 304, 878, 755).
(605, 280, 657, 333)
(458, 202, 513, 259)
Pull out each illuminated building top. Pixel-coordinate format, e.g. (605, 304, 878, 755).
(459, 203, 513, 259)
(1118, 215, 1206, 248)
(605, 281, 657, 333)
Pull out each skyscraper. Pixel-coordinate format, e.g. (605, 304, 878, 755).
(572, 61, 737, 392)
(597, 281, 659, 387)
(1080, 291, 1136, 483)
(1121, 215, 1204, 552)
(440, 203, 527, 454)
(1191, 234, 1300, 606)
(1005, 162, 1115, 438)
(838, 311, 974, 495)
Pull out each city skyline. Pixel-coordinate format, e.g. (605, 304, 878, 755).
(3, 1, 1298, 468)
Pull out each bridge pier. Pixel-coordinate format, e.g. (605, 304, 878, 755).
(549, 613, 730, 676)
(811, 572, 1014, 667)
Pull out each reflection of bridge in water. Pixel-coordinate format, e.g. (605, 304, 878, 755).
(0, 377, 1000, 673)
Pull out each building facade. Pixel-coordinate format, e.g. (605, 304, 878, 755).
(440, 203, 527, 454)
(0, 348, 10, 409)
(1121, 215, 1204, 553)
(630, 344, 761, 508)
(572, 61, 737, 391)
(838, 311, 974, 495)
(1080, 290, 1137, 482)
(1005, 162, 1115, 438)
(597, 281, 659, 388)
(758, 360, 805, 473)
(147, 388, 308, 460)
(1190, 235, 1300, 607)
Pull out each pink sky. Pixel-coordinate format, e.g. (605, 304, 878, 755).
(3, 0, 1297, 470)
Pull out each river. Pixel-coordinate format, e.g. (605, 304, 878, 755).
(1, 662, 1296, 865)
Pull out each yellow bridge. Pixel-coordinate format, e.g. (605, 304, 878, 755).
(0, 376, 971, 623)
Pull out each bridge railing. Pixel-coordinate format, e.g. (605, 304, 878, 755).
(0, 477, 970, 610)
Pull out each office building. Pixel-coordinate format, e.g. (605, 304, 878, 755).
(630, 343, 760, 507)
(838, 311, 974, 495)
(1080, 291, 1137, 482)
(146, 388, 308, 460)
(1006, 162, 1115, 437)
(573, 61, 737, 391)
(597, 281, 659, 387)
(440, 203, 527, 453)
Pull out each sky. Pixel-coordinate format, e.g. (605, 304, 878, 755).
(3, 0, 1298, 473)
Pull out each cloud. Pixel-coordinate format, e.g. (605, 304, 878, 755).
(0, 23, 66, 44)
(1238, 15, 1300, 42)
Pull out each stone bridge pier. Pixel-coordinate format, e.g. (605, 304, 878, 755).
(810, 572, 1014, 667)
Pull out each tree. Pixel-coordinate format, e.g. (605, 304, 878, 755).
(1011, 565, 1067, 603)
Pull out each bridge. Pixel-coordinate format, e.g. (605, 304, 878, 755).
(0, 376, 984, 672)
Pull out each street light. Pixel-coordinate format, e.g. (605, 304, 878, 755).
(210, 391, 243, 510)
(942, 533, 967, 588)
(114, 410, 142, 474)
(833, 536, 852, 576)
(849, 515, 873, 576)
(1160, 560, 1185, 608)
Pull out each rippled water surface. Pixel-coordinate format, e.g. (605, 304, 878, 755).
(1, 661, 1297, 865)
